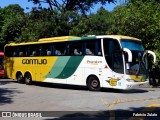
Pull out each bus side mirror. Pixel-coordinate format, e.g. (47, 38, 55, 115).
(147, 50, 156, 63)
(142, 50, 156, 64)
(123, 48, 132, 62)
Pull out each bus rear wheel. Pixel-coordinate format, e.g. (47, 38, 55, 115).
(24, 73, 32, 85)
(87, 76, 100, 91)
(17, 73, 24, 83)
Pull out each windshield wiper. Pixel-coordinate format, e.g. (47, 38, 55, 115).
(136, 61, 141, 76)
(136, 60, 148, 77)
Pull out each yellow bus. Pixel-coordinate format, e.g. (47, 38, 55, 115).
(4, 35, 156, 90)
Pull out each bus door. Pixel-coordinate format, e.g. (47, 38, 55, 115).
(111, 50, 124, 87)
(103, 38, 124, 88)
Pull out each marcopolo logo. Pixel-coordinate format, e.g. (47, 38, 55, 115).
(22, 59, 47, 65)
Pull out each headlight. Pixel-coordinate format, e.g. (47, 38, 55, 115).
(126, 79, 135, 82)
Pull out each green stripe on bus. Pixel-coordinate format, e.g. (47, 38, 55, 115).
(45, 56, 70, 78)
(81, 36, 96, 40)
(68, 37, 80, 41)
(55, 56, 84, 79)
(45, 56, 84, 79)
(68, 36, 96, 41)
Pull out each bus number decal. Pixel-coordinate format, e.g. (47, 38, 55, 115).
(22, 59, 47, 65)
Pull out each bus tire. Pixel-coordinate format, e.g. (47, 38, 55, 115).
(16, 73, 24, 83)
(24, 73, 32, 85)
(87, 76, 100, 91)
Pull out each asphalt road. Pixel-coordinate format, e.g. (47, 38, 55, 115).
(0, 79, 160, 120)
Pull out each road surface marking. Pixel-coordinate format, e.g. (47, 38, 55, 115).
(101, 98, 160, 120)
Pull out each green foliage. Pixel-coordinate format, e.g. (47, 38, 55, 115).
(107, 0, 160, 63)
(15, 8, 81, 42)
(0, 4, 24, 44)
(16, 8, 57, 42)
(70, 7, 111, 36)
(28, 0, 116, 14)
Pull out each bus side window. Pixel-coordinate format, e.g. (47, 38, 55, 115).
(98, 50, 102, 55)
(47, 50, 51, 56)
(54, 42, 66, 56)
(13, 52, 18, 56)
(69, 41, 83, 56)
(41, 51, 46, 56)
(85, 40, 96, 55)
(55, 50, 61, 55)
(31, 50, 38, 56)
(19, 52, 24, 57)
(5, 46, 15, 57)
(74, 49, 82, 55)
(28, 45, 40, 56)
(12, 46, 27, 57)
(86, 48, 93, 55)
(40, 43, 52, 56)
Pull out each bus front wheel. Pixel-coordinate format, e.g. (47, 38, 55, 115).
(87, 76, 100, 91)
(24, 73, 32, 85)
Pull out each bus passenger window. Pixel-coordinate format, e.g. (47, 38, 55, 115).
(19, 52, 24, 57)
(13, 52, 18, 56)
(31, 50, 38, 56)
(85, 40, 97, 55)
(40, 43, 52, 56)
(74, 49, 82, 55)
(32, 51, 36, 56)
(54, 42, 67, 56)
(86, 48, 93, 55)
(29, 45, 40, 56)
(63, 49, 66, 55)
(41, 51, 46, 55)
(98, 51, 102, 55)
(69, 41, 83, 56)
(47, 50, 51, 56)
(55, 50, 61, 55)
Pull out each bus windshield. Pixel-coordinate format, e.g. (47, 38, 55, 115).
(121, 39, 144, 51)
(125, 51, 148, 75)
(121, 40, 148, 79)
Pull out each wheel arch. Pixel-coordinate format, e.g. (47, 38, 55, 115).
(24, 71, 32, 78)
(16, 71, 23, 79)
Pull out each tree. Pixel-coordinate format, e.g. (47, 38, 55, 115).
(0, 5, 24, 44)
(126, 0, 160, 4)
(70, 7, 111, 36)
(16, 7, 80, 42)
(28, 0, 116, 14)
(107, 0, 160, 64)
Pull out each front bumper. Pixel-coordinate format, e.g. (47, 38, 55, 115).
(126, 81, 150, 89)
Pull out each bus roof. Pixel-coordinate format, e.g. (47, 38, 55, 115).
(98, 35, 141, 41)
(5, 35, 141, 46)
(39, 36, 79, 42)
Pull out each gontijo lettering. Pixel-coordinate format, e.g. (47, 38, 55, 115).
(22, 59, 47, 64)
